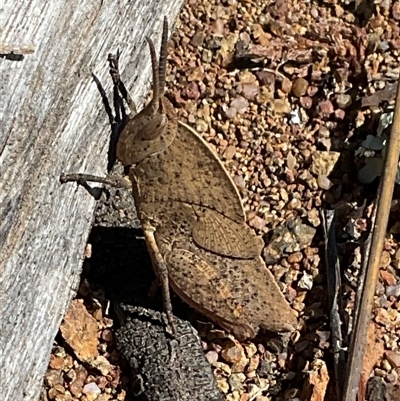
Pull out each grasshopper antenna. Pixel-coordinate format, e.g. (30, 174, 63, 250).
(146, 37, 159, 115)
(158, 17, 168, 100)
(146, 18, 168, 115)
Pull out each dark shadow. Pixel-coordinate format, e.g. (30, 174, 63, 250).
(84, 225, 192, 400)
(88, 226, 158, 308)
(0, 53, 24, 61)
(87, 226, 190, 320)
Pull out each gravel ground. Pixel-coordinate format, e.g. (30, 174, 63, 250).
(42, 1, 400, 400)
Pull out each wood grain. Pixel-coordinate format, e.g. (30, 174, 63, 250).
(0, 1, 183, 400)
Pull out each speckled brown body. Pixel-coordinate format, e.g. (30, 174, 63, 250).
(141, 201, 297, 339)
(60, 19, 297, 339)
(115, 19, 297, 339)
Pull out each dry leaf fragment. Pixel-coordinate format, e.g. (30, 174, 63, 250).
(60, 300, 99, 362)
(361, 83, 397, 107)
(300, 359, 330, 401)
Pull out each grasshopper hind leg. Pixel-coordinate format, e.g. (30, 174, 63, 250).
(164, 246, 256, 340)
(142, 225, 177, 336)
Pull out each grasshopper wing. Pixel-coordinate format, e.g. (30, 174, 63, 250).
(192, 208, 264, 259)
(134, 121, 246, 224)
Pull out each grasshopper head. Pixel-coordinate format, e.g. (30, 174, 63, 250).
(117, 18, 176, 166)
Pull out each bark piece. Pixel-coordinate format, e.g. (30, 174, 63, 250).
(115, 305, 223, 401)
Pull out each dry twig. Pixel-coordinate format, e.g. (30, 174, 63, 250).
(342, 79, 400, 401)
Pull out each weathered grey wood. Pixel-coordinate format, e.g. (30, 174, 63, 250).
(0, 1, 183, 400)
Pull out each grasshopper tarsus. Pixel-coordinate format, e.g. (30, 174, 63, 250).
(148, 277, 177, 337)
(161, 272, 178, 337)
(107, 52, 120, 85)
(166, 309, 178, 338)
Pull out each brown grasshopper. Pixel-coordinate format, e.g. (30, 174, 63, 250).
(61, 18, 297, 339)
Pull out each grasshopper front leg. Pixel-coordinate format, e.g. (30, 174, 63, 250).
(59, 49, 136, 192)
(108, 51, 137, 116)
(60, 173, 132, 189)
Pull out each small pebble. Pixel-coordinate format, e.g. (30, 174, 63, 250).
(247, 354, 260, 373)
(299, 96, 313, 109)
(336, 93, 352, 109)
(205, 350, 219, 365)
(317, 174, 333, 190)
(230, 96, 249, 114)
(292, 78, 309, 98)
(243, 343, 257, 359)
(224, 145, 236, 160)
(386, 351, 400, 368)
(216, 377, 230, 394)
(82, 382, 101, 395)
(228, 373, 246, 391)
(318, 99, 334, 116)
